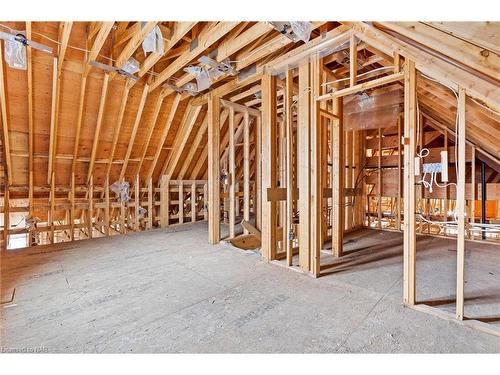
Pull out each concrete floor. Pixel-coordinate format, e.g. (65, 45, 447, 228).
(1, 223, 499, 353)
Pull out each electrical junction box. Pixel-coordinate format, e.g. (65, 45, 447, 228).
(414, 157, 420, 175)
(440, 150, 448, 182)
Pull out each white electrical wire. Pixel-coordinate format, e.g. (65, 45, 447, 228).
(419, 72, 459, 177)
(415, 72, 465, 226)
(291, 86, 312, 108)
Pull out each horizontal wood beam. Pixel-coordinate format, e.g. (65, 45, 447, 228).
(220, 99, 261, 117)
(316, 72, 404, 101)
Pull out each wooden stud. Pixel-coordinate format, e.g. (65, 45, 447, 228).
(261, 73, 277, 261)
(49, 171, 55, 243)
(160, 175, 169, 228)
(203, 183, 208, 221)
(331, 97, 344, 257)
(179, 182, 184, 225)
(134, 174, 140, 230)
(191, 182, 197, 223)
(310, 54, 323, 276)
(285, 69, 294, 266)
(148, 178, 153, 229)
(88, 175, 94, 238)
(278, 117, 286, 249)
(120, 184, 126, 234)
(243, 112, 251, 235)
(470, 147, 476, 239)
(403, 59, 417, 306)
(208, 94, 221, 244)
(442, 131, 449, 224)
(2, 189, 9, 250)
(377, 128, 383, 228)
(104, 175, 110, 236)
(228, 107, 236, 239)
(456, 86, 466, 320)
(70, 173, 75, 241)
(255, 116, 262, 230)
(397, 115, 402, 230)
(346, 130, 353, 230)
(298, 62, 311, 269)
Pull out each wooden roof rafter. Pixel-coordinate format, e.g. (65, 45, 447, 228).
(119, 83, 150, 181)
(47, 21, 73, 184)
(135, 90, 169, 180)
(163, 105, 203, 178)
(145, 93, 182, 183)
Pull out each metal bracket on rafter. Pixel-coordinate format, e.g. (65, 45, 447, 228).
(163, 82, 199, 96)
(198, 56, 239, 76)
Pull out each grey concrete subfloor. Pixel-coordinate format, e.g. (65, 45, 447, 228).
(1, 223, 499, 353)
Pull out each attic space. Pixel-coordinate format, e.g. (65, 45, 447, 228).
(1, 21, 499, 353)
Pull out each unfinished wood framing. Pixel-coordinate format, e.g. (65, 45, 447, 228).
(261, 73, 277, 261)
(207, 94, 221, 244)
(403, 59, 417, 306)
(1, 21, 499, 337)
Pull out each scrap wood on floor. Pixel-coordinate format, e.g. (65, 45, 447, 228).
(229, 220, 261, 250)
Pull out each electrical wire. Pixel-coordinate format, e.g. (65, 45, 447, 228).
(0, 23, 166, 79)
(414, 72, 464, 226)
(291, 87, 312, 108)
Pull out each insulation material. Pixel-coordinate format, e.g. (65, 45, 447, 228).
(343, 89, 403, 131)
(4, 33, 27, 70)
(110, 181, 131, 204)
(290, 22, 312, 43)
(142, 25, 164, 55)
(185, 66, 211, 91)
(24, 216, 40, 230)
(122, 58, 140, 74)
(182, 82, 198, 95)
(138, 206, 147, 219)
(318, 41, 350, 59)
(208, 67, 225, 82)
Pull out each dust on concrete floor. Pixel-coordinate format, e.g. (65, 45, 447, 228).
(1, 223, 499, 353)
